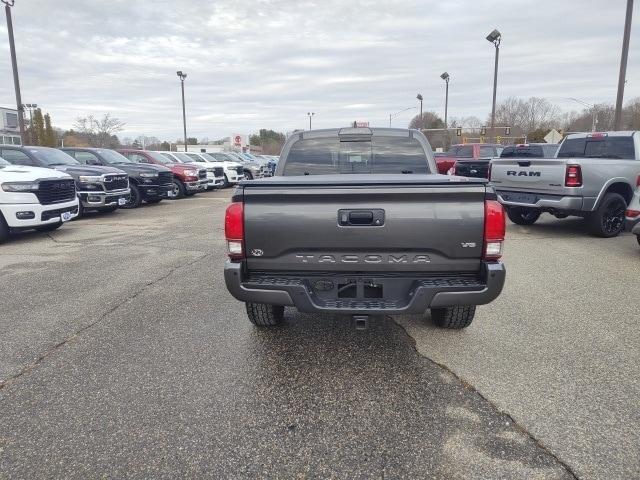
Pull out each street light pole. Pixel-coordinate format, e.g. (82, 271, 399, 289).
(486, 29, 501, 137)
(614, 0, 634, 130)
(389, 107, 416, 127)
(440, 72, 450, 128)
(3, 1, 26, 145)
(416, 94, 423, 121)
(307, 112, 315, 130)
(24, 103, 36, 144)
(177, 71, 188, 152)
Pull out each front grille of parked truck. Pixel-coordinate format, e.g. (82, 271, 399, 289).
(235, 166, 244, 175)
(214, 167, 224, 177)
(35, 179, 76, 205)
(103, 174, 129, 191)
(198, 169, 207, 180)
(158, 171, 173, 186)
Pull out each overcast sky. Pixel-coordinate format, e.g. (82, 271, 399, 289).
(0, 0, 638, 140)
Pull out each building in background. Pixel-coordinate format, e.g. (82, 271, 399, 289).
(0, 107, 22, 145)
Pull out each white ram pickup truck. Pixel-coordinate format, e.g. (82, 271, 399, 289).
(0, 157, 79, 243)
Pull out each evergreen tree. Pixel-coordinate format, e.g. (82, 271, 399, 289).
(32, 108, 46, 146)
(44, 113, 56, 147)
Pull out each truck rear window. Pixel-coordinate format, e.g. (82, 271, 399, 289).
(283, 136, 430, 176)
(558, 136, 636, 159)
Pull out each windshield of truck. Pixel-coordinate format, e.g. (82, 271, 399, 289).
(448, 145, 474, 158)
(0, 157, 9, 166)
(30, 148, 79, 166)
(557, 136, 635, 159)
(283, 135, 429, 175)
(210, 152, 235, 162)
(147, 151, 174, 164)
(97, 149, 134, 164)
(170, 152, 195, 163)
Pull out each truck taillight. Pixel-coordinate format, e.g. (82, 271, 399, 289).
(626, 209, 640, 218)
(225, 202, 244, 259)
(484, 200, 505, 261)
(565, 165, 582, 187)
(636, 175, 640, 187)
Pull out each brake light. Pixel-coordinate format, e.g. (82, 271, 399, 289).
(565, 165, 582, 187)
(636, 175, 640, 187)
(626, 209, 640, 218)
(483, 200, 505, 261)
(225, 202, 244, 259)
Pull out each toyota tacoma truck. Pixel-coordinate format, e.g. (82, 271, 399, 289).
(0, 146, 129, 216)
(490, 131, 640, 237)
(117, 149, 207, 199)
(0, 155, 79, 243)
(60, 147, 174, 208)
(224, 127, 506, 329)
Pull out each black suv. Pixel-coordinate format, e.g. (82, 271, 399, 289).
(61, 147, 174, 208)
(0, 145, 130, 215)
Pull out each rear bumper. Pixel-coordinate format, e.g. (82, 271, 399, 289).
(495, 190, 593, 212)
(224, 261, 506, 314)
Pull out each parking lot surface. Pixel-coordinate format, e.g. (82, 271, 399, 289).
(0, 190, 636, 478)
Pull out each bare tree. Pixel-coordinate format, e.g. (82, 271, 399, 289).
(74, 114, 125, 148)
(493, 97, 560, 134)
(409, 112, 444, 130)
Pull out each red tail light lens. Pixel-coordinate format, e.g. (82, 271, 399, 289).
(225, 202, 244, 259)
(636, 175, 640, 187)
(484, 200, 505, 261)
(565, 165, 582, 187)
(626, 209, 640, 218)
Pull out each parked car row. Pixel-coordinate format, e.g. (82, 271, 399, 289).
(0, 145, 276, 244)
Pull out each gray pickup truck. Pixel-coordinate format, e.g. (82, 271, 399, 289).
(490, 131, 640, 237)
(224, 127, 506, 330)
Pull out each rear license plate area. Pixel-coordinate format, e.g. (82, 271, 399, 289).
(503, 193, 537, 204)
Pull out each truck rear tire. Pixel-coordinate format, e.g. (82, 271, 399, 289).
(586, 192, 626, 238)
(0, 214, 9, 243)
(506, 206, 541, 225)
(431, 306, 476, 329)
(246, 303, 284, 326)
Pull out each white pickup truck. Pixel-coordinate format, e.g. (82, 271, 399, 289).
(490, 131, 640, 237)
(0, 156, 79, 243)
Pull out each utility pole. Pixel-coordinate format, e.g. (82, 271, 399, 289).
(3, 1, 26, 144)
(177, 71, 188, 151)
(614, 0, 634, 130)
(486, 29, 501, 138)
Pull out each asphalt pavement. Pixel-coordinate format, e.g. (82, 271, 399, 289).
(0, 189, 636, 479)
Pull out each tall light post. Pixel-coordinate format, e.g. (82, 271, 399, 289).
(307, 112, 315, 130)
(176, 71, 188, 152)
(486, 29, 501, 137)
(3, 0, 26, 144)
(389, 106, 416, 127)
(614, 0, 634, 130)
(416, 94, 423, 121)
(440, 72, 450, 128)
(23, 103, 36, 144)
(568, 97, 598, 132)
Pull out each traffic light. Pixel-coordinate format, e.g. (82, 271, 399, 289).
(505, 126, 511, 136)
(456, 127, 462, 136)
(480, 126, 487, 136)
(496, 135, 502, 143)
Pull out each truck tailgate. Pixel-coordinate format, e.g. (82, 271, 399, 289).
(490, 158, 567, 192)
(241, 176, 486, 273)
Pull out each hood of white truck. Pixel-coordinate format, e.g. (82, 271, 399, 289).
(0, 164, 73, 182)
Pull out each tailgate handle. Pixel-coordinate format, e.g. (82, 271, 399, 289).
(517, 161, 531, 167)
(339, 209, 385, 226)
